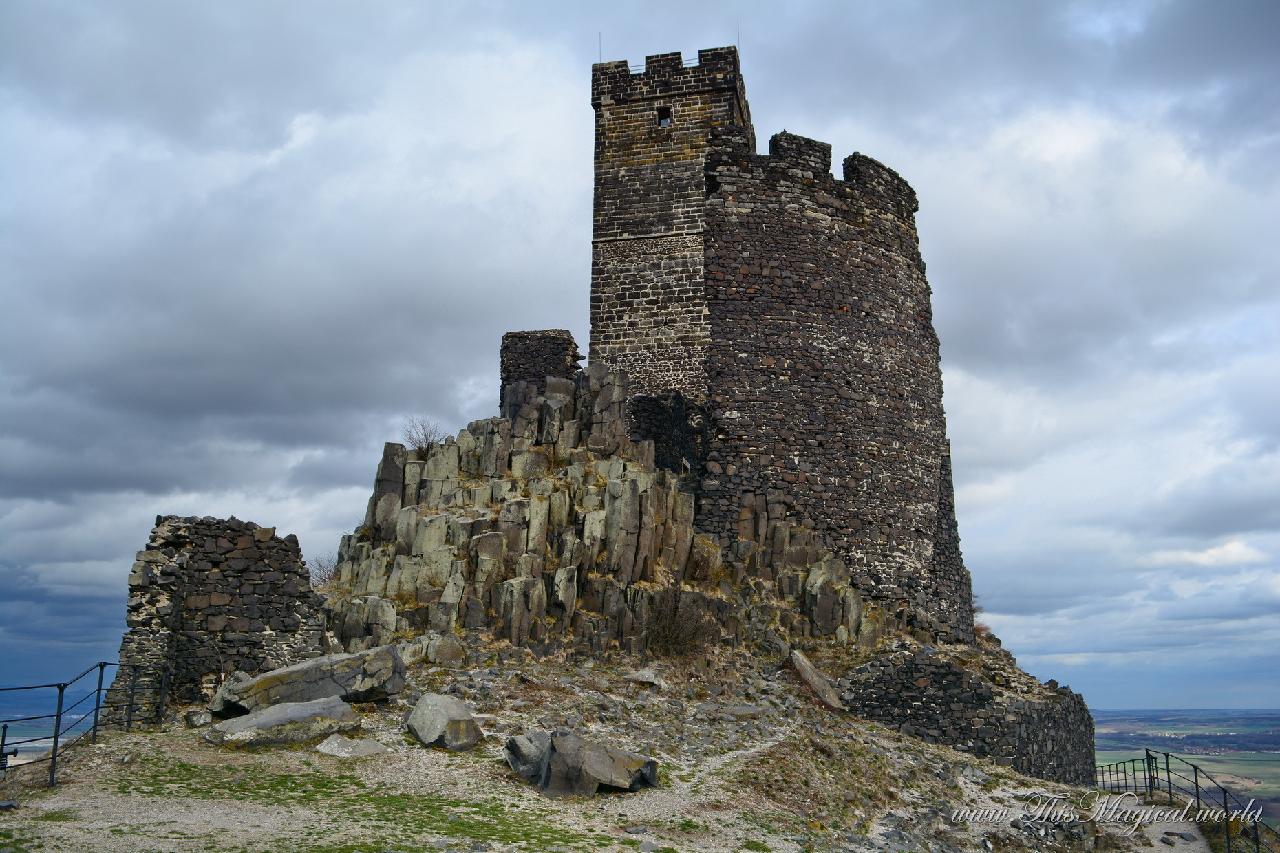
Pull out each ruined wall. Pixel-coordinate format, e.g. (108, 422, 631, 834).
(697, 127, 974, 643)
(105, 516, 324, 721)
(589, 47, 752, 400)
(625, 391, 707, 476)
(838, 640, 1096, 786)
(499, 329, 581, 409)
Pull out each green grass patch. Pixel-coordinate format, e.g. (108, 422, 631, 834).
(0, 827, 45, 852)
(111, 754, 613, 851)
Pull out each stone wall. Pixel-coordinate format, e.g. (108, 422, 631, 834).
(698, 126, 974, 643)
(838, 640, 1096, 786)
(589, 48, 752, 401)
(104, 516, 325, 722)
(499, 329, 581, 409)
(625, 391, 707, 477)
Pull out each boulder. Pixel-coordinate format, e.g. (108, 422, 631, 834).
(398, 632, 466, 669)
(203, 697, 359, 746)
(505, 730, 658, 796)
(791, 649, 846, 712)
(209, 644, 405, 715)
(407, 694, 483, 751)
(315, 734, 390, 758)
(505, 730, 551, 782)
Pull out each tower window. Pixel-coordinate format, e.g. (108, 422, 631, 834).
(656, 106, 672, 128)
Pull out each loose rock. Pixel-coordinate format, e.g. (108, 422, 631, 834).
(203, 696, 359, 746)
(209, 644, 405, 715)
(791, 649, 845, 712)
(504, 729, 657, 796)
(407, 694, 483, 751)
(315, 734, 390, 758)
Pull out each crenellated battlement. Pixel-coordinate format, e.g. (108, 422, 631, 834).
(768, 130, 832, 174)
(591, 47, 745, 108)
(708, 127, 920, 224)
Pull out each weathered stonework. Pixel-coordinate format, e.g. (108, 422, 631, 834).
(700, 130, 974, 643)
(589, 47, 973, 644)
(100, 46, 1094, 791)
(838, 639, 1096, 786)
(105, 516, 325, 722)
(590, 48, 752, 401)
(499, 329, 581, 409)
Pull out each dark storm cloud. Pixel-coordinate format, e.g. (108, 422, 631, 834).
(1, 0, 1277, 704)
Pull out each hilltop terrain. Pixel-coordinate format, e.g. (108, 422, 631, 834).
(1, 642, 1207, 853)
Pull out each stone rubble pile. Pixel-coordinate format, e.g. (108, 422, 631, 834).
(837, 638, 1095, 786)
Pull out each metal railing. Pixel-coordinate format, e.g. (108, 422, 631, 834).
(1096, 749, 1280, 852)
(0, 661, 165, 787)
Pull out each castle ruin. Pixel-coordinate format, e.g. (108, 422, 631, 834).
(106, 46, 1094, 787)
(589, 47, 972, 642)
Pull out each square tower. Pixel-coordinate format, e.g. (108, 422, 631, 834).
(589, 47, 753, 401)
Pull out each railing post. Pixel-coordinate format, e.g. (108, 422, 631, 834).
(1194, 764, 1201, 812)
(48, 682, 66, 787)
(1, 723, 9, 774)
(1164, 752, 1172, 805)
(125, 665, 139, 732)
(1224, 786, 1232, 853)
(91, 662, 106, 743)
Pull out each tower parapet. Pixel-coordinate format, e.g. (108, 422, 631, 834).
(589, 48, 752, 401)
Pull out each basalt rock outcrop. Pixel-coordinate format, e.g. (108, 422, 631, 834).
(324, 364, 883, 658)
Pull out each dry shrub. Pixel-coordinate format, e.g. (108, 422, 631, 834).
(647, 590, 720, 658)
(307, 551, 338, 590)
(402, 416, 447, 453)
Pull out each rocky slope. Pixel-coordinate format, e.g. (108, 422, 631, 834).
(321, 366, 1092, 786)
(0, 641, 1206, 853)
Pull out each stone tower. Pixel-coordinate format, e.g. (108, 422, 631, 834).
(590, 48, 752, 401)
(588, 47, 975, 643)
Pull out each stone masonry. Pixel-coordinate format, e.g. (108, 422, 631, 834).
(499, 330, 581, 409)
(837, 639, 1096, 786)
(590, 47, 751, 401)
(589, 48, 973, 644)
(104, 516, 325, 722)
(100, 45, 1094, 789)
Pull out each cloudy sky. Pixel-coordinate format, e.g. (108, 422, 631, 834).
(1, 0, 1277, 707)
